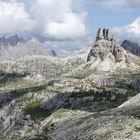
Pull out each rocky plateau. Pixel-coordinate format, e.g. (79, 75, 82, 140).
(0, 28, 140, 140)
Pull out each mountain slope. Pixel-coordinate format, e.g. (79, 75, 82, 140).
(122, 40, 140, 56)
(87, 28, 136, 71)
(0, 28, 140, 140)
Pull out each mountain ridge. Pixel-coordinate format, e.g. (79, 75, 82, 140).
(0, 34, 57, 61)
(122, 40, 140, 56)
(0, 33, 24, 46)
(0, 28, 140, 140)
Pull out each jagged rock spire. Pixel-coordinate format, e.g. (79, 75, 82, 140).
(87, 28, 125, 62)
(96, 28, 113, 41)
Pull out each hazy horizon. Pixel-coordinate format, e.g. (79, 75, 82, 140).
(0, 0, 140, 56)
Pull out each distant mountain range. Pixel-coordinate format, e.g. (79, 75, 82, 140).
(0, 34, 57, 61)
(121, 40, 140, 56)
(0, 33, 140, 62)
(0, 34, 24, 46)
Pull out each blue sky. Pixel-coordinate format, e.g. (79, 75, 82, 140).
(0, 0, 140, 56)
(86, 2, 140, 38)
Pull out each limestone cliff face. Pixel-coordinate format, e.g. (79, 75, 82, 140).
(87, 28, 125, 62)
(85, 28, 136, 72)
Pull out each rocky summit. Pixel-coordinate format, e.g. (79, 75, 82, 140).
(87, 28, 124, 62)
(0, 28, 140, 140)
(86, 28, 135, 72)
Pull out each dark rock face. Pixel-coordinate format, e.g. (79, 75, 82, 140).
(0, 34, 24, 46)
(51, 50, 57, 57)
(131, 79, 140, 90)
(96, 28, 113, 41)
(121, 40, 140, 56)
(87, 28, 125, 62)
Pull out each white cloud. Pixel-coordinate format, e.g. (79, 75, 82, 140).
(0, 0, 88, 40)
(26, 0, 88, 40)
(0, 1, 34, 35)
(0, 0, 89, 57)
(113, 17, 140, 43)
(0, 0, 88, 39)
(46, 13, 87, 39)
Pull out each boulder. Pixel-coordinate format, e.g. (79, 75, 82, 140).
(131, 80, 140, 90)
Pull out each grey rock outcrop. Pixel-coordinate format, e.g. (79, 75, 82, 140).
(131, 79, 140, 90)
(0, 55, 65, 78)
(87, 28, 125, 62)
(96, 28, 113, 41)
(0, 94, 11, 107)
(0, 100, 32, 138)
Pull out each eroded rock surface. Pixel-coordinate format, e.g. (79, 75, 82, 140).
(87, 28, 124, 61)
(0, 28, 140, 140)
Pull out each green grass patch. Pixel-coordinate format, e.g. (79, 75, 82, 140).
(115, 59, 122, 63)
(24, 101, 51, 121)
(0, 73, 27, 85)
(135, 125, 140, 132)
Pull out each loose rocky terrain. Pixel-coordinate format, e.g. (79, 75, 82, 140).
(0, 28, 140, 140)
